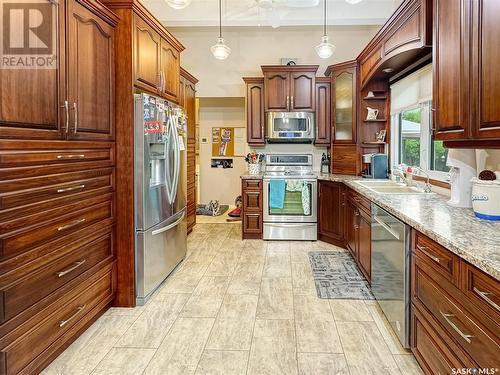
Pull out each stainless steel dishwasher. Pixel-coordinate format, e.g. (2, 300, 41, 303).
(371, 203, 411, 348)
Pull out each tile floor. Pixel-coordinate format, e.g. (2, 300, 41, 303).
(42, 223, 424, 375)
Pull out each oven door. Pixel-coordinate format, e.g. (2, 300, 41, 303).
(263, 178, 317, 223)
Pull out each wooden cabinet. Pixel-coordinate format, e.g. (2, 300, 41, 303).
(161, 39, 180, 102)
(314, 78, 331, 145)
(357, 209, 371, 280)
(132, 12, 182, 103)
(243, 77, 265, 146)
(432, 0, 470, 140)
(67, 0, 115, 141)
(262, 66, 318, 112)
(318, 181, 345, 247)
(345, 197, 358, 259)
(434, 0, 500, 143)
(180, 68, 198, 234)
(470, 0, 500, 139)
(411, 230, 500, 372)
(241, 179, 263, 239)
(133, 15, 161, 95)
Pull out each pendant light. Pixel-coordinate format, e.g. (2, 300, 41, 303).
(345, 0, 363, 4)
(211, 0, 231, 60)
(315, 0, 335, 59)
(165, 0, 192, 9)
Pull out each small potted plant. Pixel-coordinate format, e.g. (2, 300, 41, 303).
(245, 152, 265, 175)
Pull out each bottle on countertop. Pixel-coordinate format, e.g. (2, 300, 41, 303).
(321, 153, 330, 174)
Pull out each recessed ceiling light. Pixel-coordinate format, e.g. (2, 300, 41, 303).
(165, 0, 192, 9)
(382, 68, 395, 73)
(345, 0, 363, 4)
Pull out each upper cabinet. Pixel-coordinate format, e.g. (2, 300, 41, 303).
(327, 61, 358, 144)
(358, 0, 432, 87)
(243, 77, 265, 146)
(434, 0, 500, 143)
(0, 0, 117, 141)
(262, 66, 318, 112)
(128, 3, 184, 103)
(67, 0, 115, 141)
(315, 78, 331, 145)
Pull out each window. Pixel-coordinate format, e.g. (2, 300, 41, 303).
(390, 65, 450, 181)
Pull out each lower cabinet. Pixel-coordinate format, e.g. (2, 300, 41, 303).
(318, 181, 345, 247)
(411, 230, 500, 373)
(241, 179, 263, 239)
(318, 183, 371, 282)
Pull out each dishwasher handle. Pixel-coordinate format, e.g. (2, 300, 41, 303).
(373, 215, 400, 240)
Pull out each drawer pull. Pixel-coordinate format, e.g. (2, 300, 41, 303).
(473, 287, 500, 312)
(417, 245, 442, 263)
(56, 260, 86, 277)
(57, 218, 86, 231)
(439, 310, 474, 344)
(56, 184, 85, 193)
(59, 305, 86, 328)
(57, 154, 85, 159)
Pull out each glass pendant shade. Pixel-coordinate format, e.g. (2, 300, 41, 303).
(211, 37, 231, 60)
(316, 35, 335, 59)
(165, 0, 192, 9)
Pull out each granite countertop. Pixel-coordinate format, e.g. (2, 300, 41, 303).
(318, 174, 500, 280)
(241, 172, 265, 179)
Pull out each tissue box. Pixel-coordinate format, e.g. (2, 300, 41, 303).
(471, 178, 500, 220)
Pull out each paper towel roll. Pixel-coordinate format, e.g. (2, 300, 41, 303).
(476, 149, 490, 173)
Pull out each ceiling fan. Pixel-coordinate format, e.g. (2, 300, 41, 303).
(250, 0, 320, 28)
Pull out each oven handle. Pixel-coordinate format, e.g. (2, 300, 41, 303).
(264, 178, 317, 183)
(373, 215, 400, 240)
(265, 223, 316, 228)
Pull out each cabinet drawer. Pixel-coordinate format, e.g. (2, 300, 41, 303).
(0, 148, 112, 168)
(0, 168, 114, 210)
(411, 305, 474, 375)
(414, 231, 459, 284)
(243, 213, 262, 234)
(0, 231, 113, 324)
(414, 264, 500, 367)
(0, 199, 113, 260)
(461, 262, 500, 325)
(348, 189, 371, 214)
(243, 190, 262, 212)
(0, 267, 113, 375)
(243, 179, 262, 190)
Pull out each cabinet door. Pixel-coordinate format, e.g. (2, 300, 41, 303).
(358, 209, 371, 281)
(433, 0, 470, 140)
(246, 80, 265, 145)
(315, 81, 331, 145)
(332, 67, 357, 143)
(67, 0, 114, 141)
(264, 71, 289, 111)
(134, 15, 161, 94)
(185, 81, 196, 141)
(160, 38, 180, 102)
(0, 1, 64, 140)
(290, 71, 315, 111)
(346, 199, 358, 259)
(318, 181, 344, 244)
(471, 0, 500, 139)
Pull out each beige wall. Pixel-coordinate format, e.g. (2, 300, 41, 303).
(169, 25, 380, 97)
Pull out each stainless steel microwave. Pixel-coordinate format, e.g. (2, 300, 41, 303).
(266, 112, 315, 143)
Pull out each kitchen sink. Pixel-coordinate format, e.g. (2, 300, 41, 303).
(353, 180, 430, 194)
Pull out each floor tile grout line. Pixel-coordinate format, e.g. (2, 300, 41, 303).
(289, 241, 300, 375)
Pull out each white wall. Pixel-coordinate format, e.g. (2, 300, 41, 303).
(169, 25, 380, 97)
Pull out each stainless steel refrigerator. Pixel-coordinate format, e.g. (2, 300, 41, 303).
(134, 93, 187, 305)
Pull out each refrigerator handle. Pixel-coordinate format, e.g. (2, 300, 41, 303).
(164, 116, 174, 204)
(170, 116, 181, 203)
(151, 211, 185, 235)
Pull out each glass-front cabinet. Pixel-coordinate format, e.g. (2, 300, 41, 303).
(331, 61, 357, 143)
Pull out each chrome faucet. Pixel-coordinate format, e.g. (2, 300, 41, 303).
(398, 165, 432, 193)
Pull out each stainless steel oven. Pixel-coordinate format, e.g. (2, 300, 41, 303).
(263, 154, 317, 240)
(266, 112, 315, 143)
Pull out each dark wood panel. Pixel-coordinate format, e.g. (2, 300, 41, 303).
(345, 198, 358, 259)
(331, 144, 359, 175)
(318, 181, 345, 246)
(433, 0, 470, 140)
(242, 179, 263, 239)
(160, 38, 180, 102)
(290, 71, 315, 111)
(243, 191, 262, 212)
(67, 0, 115, 141)
(243, 78, 265, 146)
(243, 213, 262, 234)
(133, 15, 161, 94)
(242, 179, 262, 190)
(314, 79, 331, 145)
(357, 208, 371, 281)
(263, 72, 289, 111)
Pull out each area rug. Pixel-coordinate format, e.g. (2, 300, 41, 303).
(308, 251, 374, 300)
